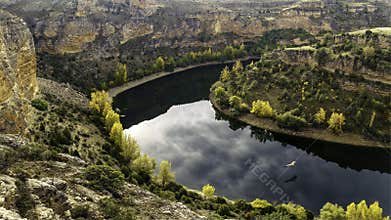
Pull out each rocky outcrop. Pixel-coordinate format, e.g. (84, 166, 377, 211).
(0, 10, 37, 134)
(0, 0, 390, 91)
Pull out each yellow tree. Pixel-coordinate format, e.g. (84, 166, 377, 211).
(328, 112, 345, 133)
(319, 202, 346, 220)
(110, 122, 124, 146)
(281, 203, 307, 220)
(121, 134, 141, 162)
(105, 109, 120, 131)
(202, 184, 215, 197)
(314, 107, 326, 124)
(89, 91, 110, 116)
(232, 60, 243, 73)
(220, 66, 231, 82)
(251, 100, 273, 117)
(251, 198, 272, 209)
(157, 160, 175, 187)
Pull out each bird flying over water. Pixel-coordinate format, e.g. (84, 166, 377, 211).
(284, 161, 296, 167)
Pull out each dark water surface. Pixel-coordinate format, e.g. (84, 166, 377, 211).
(113, 63, 391, 214)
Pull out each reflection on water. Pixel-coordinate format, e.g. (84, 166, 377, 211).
(114, 63, 391, 214)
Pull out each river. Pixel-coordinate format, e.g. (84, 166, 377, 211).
(113, 62, 391, 214)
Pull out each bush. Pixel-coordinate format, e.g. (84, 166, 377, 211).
(100, 198, 135, 220)
(84, 165, 125, 193)
(49, 127, 73, 147)
(159, 190, 176, 201)
(276, 111, 307, 130)
(71, 204, 91, 219)
(251, 100, 273, 117)
(217, 204, 232, 217)
(31, 99, 48, 111)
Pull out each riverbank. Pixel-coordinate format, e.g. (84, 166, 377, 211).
(210, 95, 390, 149)
(108, 57, 258, 98)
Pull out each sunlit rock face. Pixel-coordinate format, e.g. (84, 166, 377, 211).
(0, 10, 37, 134)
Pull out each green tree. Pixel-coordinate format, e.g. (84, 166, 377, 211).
(319, 202, 346, 220)
(214, 86, 229, 107)
(202, 184, 215, 197)
(120, 134, 140, 162)
(105, 109, 120, 132)
(157, 160, 175, 187)
(132, 154, 156, 176)
(165, 56, 176, 72)
(114, 63, 127, 85)
(251, 198, 272, 209)
(224, 46, 235, 59)
(110, 122, 124, 146)
(84, 165, 125, 193)
(315, 47, 331, 66)
(328, 112, 345, 134)
(229, 96, 242, 110)
(251, 100, 273, 118)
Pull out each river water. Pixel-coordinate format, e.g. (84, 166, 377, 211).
(113, 62, 391, 214)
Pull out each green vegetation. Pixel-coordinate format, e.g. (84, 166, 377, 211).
(157, 160, 175, 187)
(31, 99, 48, 111)
(210, 30, 391, 143)
(251, 100, 273, 118)
(84, 164, 125, 193)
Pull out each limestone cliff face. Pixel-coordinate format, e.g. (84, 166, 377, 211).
(0, 10, 37, 134)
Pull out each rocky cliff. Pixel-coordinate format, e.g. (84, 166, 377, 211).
(0, 10, 37, 134)
(0, 0, 390, 91)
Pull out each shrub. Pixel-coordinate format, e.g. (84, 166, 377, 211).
(276, 111, 307, 130)
(202, 184, 215, 198)
(319, 202, 346, 220)
(49, 127, 73, 146)
(259, 211, 293, 220)
(71, 204, 91, 219)
(159, 190, 176, 201)
(217, 204, 232, 217)
(84, 165, 125, 193)
(328, 112, 345, 134)
(31, 99, 48, 111)
(251, 100, 273, 117)
(100, 198, 135, 220)
(251, 198, 272, 209)
(314, 107, 326, 124)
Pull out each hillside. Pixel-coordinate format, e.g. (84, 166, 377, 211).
(0, 0, 390, 91)
(210, 30, 391, 147)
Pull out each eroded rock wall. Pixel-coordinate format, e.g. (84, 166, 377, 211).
(0, 10, 37, 134)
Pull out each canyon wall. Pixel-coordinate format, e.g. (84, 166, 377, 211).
(0, 10, 37, 134)
(0, 0, 390, 91)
